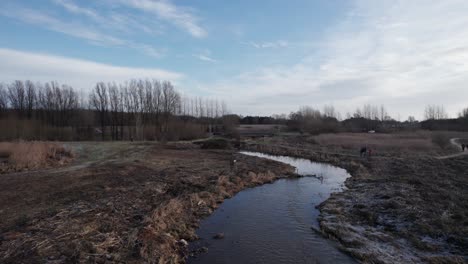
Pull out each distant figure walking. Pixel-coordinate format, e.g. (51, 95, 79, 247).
(230, 154, 237, 171)
(360, 147, 367, 157)
(462, 144, 466, 152)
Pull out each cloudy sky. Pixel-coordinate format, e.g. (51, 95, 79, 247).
(1, 0, 468, 119)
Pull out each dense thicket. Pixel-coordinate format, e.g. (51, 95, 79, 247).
(0, 80, 229, 141)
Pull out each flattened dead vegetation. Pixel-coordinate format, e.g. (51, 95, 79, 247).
(246, 133, 468, 263)
(0, 142, 295, 263)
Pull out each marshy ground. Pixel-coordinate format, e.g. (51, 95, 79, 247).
(1, 131, 467, 263)
(246, 132, 468, 263)
(0, 141, 295, 263)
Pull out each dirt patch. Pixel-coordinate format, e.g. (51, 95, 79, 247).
(245, 133, 468, 263)
(0, 142, 295, 263)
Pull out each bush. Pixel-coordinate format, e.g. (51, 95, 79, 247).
(431, 132, 451, 149)
(0, 141, 74, 172)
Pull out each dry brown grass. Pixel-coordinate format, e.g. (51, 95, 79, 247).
(0, 141, 73, 172)
(313, 132, 433, 151)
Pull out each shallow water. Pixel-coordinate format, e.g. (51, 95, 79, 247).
(189, 151, 356, 264)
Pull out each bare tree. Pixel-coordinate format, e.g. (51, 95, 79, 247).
(353, 107, 362, 118)
(220, 101, 228, 116)
(8, 80, 26, 118)
(323, 104, 337, 119)
(424, 105, 448, 120)
(458, 107, 468, 118)
(24, 80, 36, 119)
(0, 83, 7, 116)
(89, 82, 109, 140)
(109, 83, 121, 140)
(59, 84, 79, 126)
(407, 116, 416, 123)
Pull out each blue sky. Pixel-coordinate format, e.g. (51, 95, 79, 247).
(1, 0, 468, 119)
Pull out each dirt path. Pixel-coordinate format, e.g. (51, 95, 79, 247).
(436, 138, 468, 159)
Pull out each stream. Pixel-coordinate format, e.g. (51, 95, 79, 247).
(189, 151, 356, 264)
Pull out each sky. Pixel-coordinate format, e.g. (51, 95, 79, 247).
(1, 0, 468, 120)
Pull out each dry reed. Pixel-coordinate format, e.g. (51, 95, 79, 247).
(0, 141, 73, 172)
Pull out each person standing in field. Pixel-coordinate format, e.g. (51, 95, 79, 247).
(360, 147, 367, 157)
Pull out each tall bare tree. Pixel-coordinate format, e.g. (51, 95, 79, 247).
(24, 80, 36, 119)
(424, 105, 448, 120)
(458, 107, 468, 118)
(8, 80, 26, 118)
(0, 83, 7, 117)
(89, 82, 109, 140)
(323, 104, 337, 119)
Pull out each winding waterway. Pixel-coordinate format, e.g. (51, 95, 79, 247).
(189, 151, 356, 264)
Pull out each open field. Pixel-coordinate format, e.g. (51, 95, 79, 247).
(246, 131, 468, 263)
(260, 131, 467, 157)
(0, 141, 295, 263)
(1, 131, 467, 263)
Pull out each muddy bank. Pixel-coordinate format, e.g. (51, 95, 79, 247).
(0, 142, 295, 263)
(244, 140, 468, 263)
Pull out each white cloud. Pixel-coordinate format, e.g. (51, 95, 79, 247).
(201, 0, 468, 119)
(52, 0, 163, 36)
(0, 7, 164, 58)
(1, 8, 124, 46)
(246, 40, 289, 49)
(117, 0, 207, 38)
(52, 0, 99, 20)
(193, 54, 217, 63)
(0, 48, 183, 92)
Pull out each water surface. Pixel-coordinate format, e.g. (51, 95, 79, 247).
(189, 151, 355, 264)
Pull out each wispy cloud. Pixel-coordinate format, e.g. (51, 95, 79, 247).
(0, 7, 163, 58)
(0, 48, 182, 91)
(246, 40, 289, 49)
(52, 0, 163, 36)
(201, 0, 468, 118)
(52, 0, 99, 20)
(193, 54, 217, 63)
(117, 0, 207, 38)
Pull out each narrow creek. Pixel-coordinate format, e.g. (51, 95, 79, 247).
(189, 151, 356, 264)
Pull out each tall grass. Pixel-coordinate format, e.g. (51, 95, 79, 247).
(312, 132, 435, 152)
(0, 141, 73, 171)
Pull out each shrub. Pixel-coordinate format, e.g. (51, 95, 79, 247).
(431, 132, 451, 149)
(0, 141, 73, 172)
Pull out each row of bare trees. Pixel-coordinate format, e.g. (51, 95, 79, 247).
(424, 105, 448, 120)
(0, 80, 229, 141)
(346, 104, 391, 121)
(88, 80, 183, 140)
(286, 103, 468, 133)
(0, 81, 80, 126)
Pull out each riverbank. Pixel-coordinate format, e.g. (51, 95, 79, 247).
(245, 133, 468, 263)
(0, 142, 296, 263)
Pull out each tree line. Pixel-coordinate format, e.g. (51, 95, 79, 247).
(0, 80, 229, 141)
(231, 103, 468, 134)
